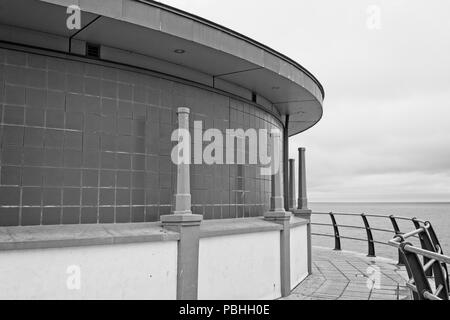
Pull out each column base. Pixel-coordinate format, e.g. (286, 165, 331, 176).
(264, 210, 292, 222)
(161, 213, 203, 227)
(264, 210, 291, 297)
(160, 212, 202, 300)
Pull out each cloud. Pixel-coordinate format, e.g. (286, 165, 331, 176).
(159, 0, 450, 202)
(290, 89, 450, 201)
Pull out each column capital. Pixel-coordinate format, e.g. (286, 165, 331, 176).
(292, 208, 312, 218)
(264, 210, 292, 222)
(177, 107, 190, 114)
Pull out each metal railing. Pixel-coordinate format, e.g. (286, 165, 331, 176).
(311, 212, 449, 300)
(311, 212, 427, 262)
(389, 224, 450, 300)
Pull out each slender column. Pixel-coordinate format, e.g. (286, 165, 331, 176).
(266, 131, 286, 213)
(161, 107, 202, 300)
(292, 147, 312, 275)
(264, 130, 291, 298)
(174, 107, 191, 214)
(297, 148, 309, 211)
(288, 159, 296, 210)
(283, 115, 289, 211)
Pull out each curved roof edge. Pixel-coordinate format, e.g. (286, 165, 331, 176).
(33, 0, 325, 136)
(138, 0, 325, 100)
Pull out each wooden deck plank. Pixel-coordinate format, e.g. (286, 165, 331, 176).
(282, 246, 411, 300)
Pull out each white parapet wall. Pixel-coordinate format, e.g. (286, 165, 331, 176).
(0, 218, 310, 300)
(197, 231, 282, 300)
(0, 241, 178, 300)
(290, 224, 309, 289)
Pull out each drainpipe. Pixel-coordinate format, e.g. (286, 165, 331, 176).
(283, 115, 289, 212)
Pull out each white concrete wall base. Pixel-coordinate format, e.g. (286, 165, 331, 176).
(0, 241, 178, 300)
(0, 218, 310, 300)
(290, 224, 309, 289)
(198, 231, 282, 300)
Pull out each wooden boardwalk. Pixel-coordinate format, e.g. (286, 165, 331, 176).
(283, 246, 411, 300)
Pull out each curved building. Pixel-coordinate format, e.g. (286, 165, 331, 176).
(0, 0, 324, 300)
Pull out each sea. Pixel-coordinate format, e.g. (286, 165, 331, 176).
(309, 202, 450, 261)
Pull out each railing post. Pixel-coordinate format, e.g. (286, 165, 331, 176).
(389, 215, 405, 266)
(425, 222, 449, 289)
(399, 242, 432, 300)
(395, 224, 449, 300)
(420, 225, 449, 299)
(329, 212, 341, 251)
(361, 213, 375, 257)
(412, 218, 432, 277)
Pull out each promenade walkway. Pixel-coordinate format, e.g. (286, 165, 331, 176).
(283, 246, 411, 300)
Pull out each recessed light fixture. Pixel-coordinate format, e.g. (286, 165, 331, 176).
(174, 49, 186, 54)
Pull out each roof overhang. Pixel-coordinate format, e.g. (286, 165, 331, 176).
(0, 0, 325, 136)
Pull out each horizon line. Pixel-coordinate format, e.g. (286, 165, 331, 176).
(309, 201, 450, 204)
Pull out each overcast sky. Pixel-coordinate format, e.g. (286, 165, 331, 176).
(160, 0, 450, 202)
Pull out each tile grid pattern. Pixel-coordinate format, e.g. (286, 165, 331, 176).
(0, 48, 283, 226)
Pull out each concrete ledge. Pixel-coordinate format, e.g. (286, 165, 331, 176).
(200, 217, 283, 238)
(0, 223, 180, 251)
(0, 217, 298, 251)
(161, 214, 203, 227)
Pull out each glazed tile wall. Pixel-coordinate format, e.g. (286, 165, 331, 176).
(0, 48, 283, 226)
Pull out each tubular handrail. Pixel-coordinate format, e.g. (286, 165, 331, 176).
(312, 223, 367, 230)
(312, 211, 426, 223)
(311, 211, 449, 300)
(388, 227, 450, 300)
(370, 227, 397, 233)
(393, 216, 427, 224)
(311, 233, 392, 246)
(312, 223, 401, 234)
(389, 240, 450, 265)
(311, 233, 368, 243)
(310, 212, 439, 268)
